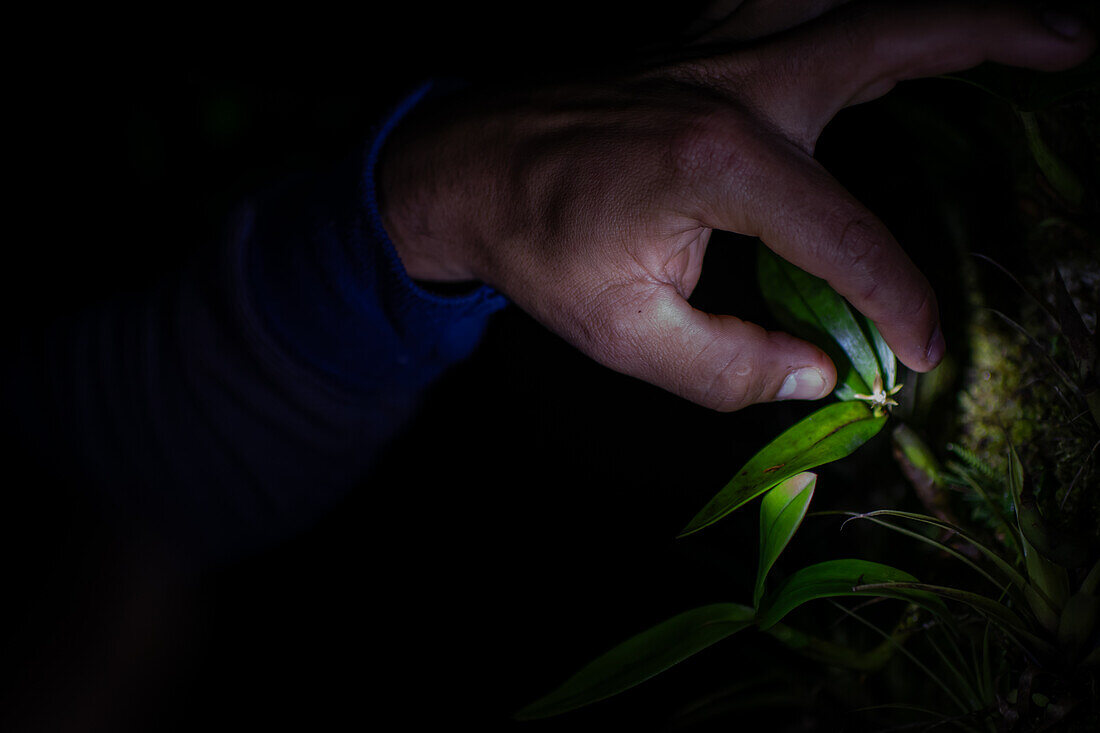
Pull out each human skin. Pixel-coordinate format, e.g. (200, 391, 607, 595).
(378, 1, 1095, 412)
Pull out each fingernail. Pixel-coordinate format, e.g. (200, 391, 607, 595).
(1041, 10, 1084, 39)
(925, 325, 946, 366)
(777, 368, 827, 400)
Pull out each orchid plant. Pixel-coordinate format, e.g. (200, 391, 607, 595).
(517, 244, 1100, 731)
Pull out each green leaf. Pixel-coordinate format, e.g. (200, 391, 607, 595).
(843, 509, 1029, 594)
(844, 507, 1062, 632)
(892, 424, 942, 485)
(1018, 110, 1084, 207)
(1007, 443, 1071, 610)
(1057, 559, 1100, 653)
(757, 244, 871, 399)
(841, 511, 1024, 604)
(857, 582, 1055, 657)
(757, 245, 883, 391)
(515, 604, 755, 720)
(755, 472, 817, 608)
(1058, 591, 1100, 652)
(756, 559, 926, 630)
(776, 259, 882, 391)
(862, 316, 897, 391)
(680, 402, 886, 537)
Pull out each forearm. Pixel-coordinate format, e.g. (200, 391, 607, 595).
(3, 86, 507, 566)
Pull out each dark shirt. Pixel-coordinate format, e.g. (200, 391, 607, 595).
(3, 82, 507, 567)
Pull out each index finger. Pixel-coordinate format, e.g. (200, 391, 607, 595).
(684, 122, 942, 371)
(713, 0, 1097, 150)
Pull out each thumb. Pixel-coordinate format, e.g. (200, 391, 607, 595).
(589, 284, 836, 412)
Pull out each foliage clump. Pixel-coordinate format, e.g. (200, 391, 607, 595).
(519, 41, 1100, 732)
(951, 82, 1100, 545)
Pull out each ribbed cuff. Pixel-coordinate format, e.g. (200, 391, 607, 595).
(362, 80, 508, 333)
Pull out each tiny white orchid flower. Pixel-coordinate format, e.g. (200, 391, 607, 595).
(852, 374, 903, 417)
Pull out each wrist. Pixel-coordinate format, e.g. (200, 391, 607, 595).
(374, 88, 479, 284)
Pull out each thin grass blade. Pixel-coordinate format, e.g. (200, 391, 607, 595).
(853, 581, 1055, 657)
(848, 510, 1029, 592)
(841, 512, 1024, 604)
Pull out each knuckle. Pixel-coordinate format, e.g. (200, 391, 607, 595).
(663, 57, 741, 98)
(668, 113, 722, 180)
(692, 327, 770, 412)
(901, 284, 937, 323)
(700, 356, 752, 412)
(821, 210, 891, 298)
(667, 109, 749, 187)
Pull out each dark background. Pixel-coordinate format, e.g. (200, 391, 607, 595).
(0, 2, 1069, 731)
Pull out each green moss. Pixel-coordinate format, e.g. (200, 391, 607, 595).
(952, 93, 1100, 545)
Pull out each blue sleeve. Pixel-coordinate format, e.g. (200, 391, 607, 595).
(5, 82, 508, 567)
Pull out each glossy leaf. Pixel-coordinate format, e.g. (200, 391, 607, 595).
(755, 559, 926, 630)
(755, 472, 817, 608)
(515, 604, 756, 720)
(757, 244, 870, 399)
(680, 402, 886, 537)
(863, 316, 897, 391)
(768, 253, 881, 390)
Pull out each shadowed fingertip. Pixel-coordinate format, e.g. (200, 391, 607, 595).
(924, 324, 946, 368)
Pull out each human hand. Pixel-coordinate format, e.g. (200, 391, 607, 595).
(378, 1, 1094, 411)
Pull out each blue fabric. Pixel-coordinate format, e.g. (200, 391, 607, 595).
(4, 83, 508, 566)
(253, 80, 506, 394)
